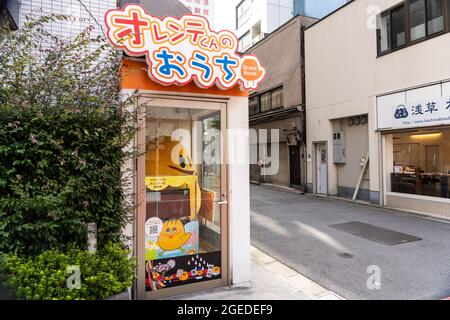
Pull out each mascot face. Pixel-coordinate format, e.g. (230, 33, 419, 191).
(146, 136, 195, 177)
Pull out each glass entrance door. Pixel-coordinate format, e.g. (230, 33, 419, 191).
(136, 97, 227, 299)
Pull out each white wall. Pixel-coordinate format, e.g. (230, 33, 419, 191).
(227, 96, 251, 284)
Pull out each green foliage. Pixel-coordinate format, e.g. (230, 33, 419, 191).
(0, 16, 138, 255)
(0, 243, 136, 300)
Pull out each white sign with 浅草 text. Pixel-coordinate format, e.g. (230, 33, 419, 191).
(392, 97, 450, 129)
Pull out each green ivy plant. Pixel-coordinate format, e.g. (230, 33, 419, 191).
(0, 15, 139, 255)
(0, 243, 136, 300)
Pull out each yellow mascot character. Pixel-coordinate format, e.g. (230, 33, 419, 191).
(145, 136, 201, 221)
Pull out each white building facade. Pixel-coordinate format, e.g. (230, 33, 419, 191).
(305, 0, 450, 219)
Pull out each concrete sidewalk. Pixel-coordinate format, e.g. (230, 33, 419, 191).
(172, 246, 344, 300)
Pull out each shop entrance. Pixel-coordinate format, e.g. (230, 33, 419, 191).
(136, 96, 228, 299)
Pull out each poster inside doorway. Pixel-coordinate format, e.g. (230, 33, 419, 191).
(145, 251, 221, 291)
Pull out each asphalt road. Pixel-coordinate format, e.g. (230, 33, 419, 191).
(250, 184, 450, 300)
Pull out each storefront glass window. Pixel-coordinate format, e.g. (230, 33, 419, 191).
(409, 0, 426, 41)
(426, 0, 444, 35)
(144, 105, 223, 292)
(391, 5, 406, 49)
(390, 128, 450, 199)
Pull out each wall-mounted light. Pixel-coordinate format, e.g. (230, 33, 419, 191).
(409, 132, 442, 139)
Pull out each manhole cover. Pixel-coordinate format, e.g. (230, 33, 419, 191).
(330, 221, 422, 245)
(338, 252, 353, 259)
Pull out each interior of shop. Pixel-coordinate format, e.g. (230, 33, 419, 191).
(390, 128, 450, 199)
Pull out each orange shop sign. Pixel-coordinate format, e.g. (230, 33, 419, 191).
(104, 4, 266, 90)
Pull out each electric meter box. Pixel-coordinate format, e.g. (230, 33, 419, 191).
(333, 131, 346, 164)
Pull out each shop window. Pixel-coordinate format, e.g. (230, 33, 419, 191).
(426, 0, 444, 35)
(390, 129, 450, 199)
(144, 104, 224, 293)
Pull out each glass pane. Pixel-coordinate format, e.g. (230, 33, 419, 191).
(237, 0, 250, 28)
(379, 12, 391, 53)
(390, 129, 450, 199)
(260, 92, 271, 112)
(249, 96, 258, 115)
(427, 0, 444, 35)
(239, 32, 251, 51)
(391, 5, 406, 49)
(448, 0, 450, 28)
(270, 88, 283, 109)
(409, 0, 426, 41)
(144, 105, 222, 292)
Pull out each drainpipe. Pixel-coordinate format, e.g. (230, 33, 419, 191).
(300, 24, 307, 192)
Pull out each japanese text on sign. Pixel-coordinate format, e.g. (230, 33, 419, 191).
(105, 4, 266, 90)
(393, 97, 450, 128)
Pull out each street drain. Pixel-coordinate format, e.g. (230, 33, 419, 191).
(338, 252, 353, 259)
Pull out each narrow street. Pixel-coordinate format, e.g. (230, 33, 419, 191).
(250, 184, 450, 300)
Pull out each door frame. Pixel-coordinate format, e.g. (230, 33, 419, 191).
(313, 141, 328, 195)
(134, 93, 229, 300)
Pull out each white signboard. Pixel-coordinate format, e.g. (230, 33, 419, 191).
(392, 97, 450, 129)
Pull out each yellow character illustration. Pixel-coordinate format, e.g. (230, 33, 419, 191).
(146, 136, 201, 221)
(157, 219, 191, 256)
